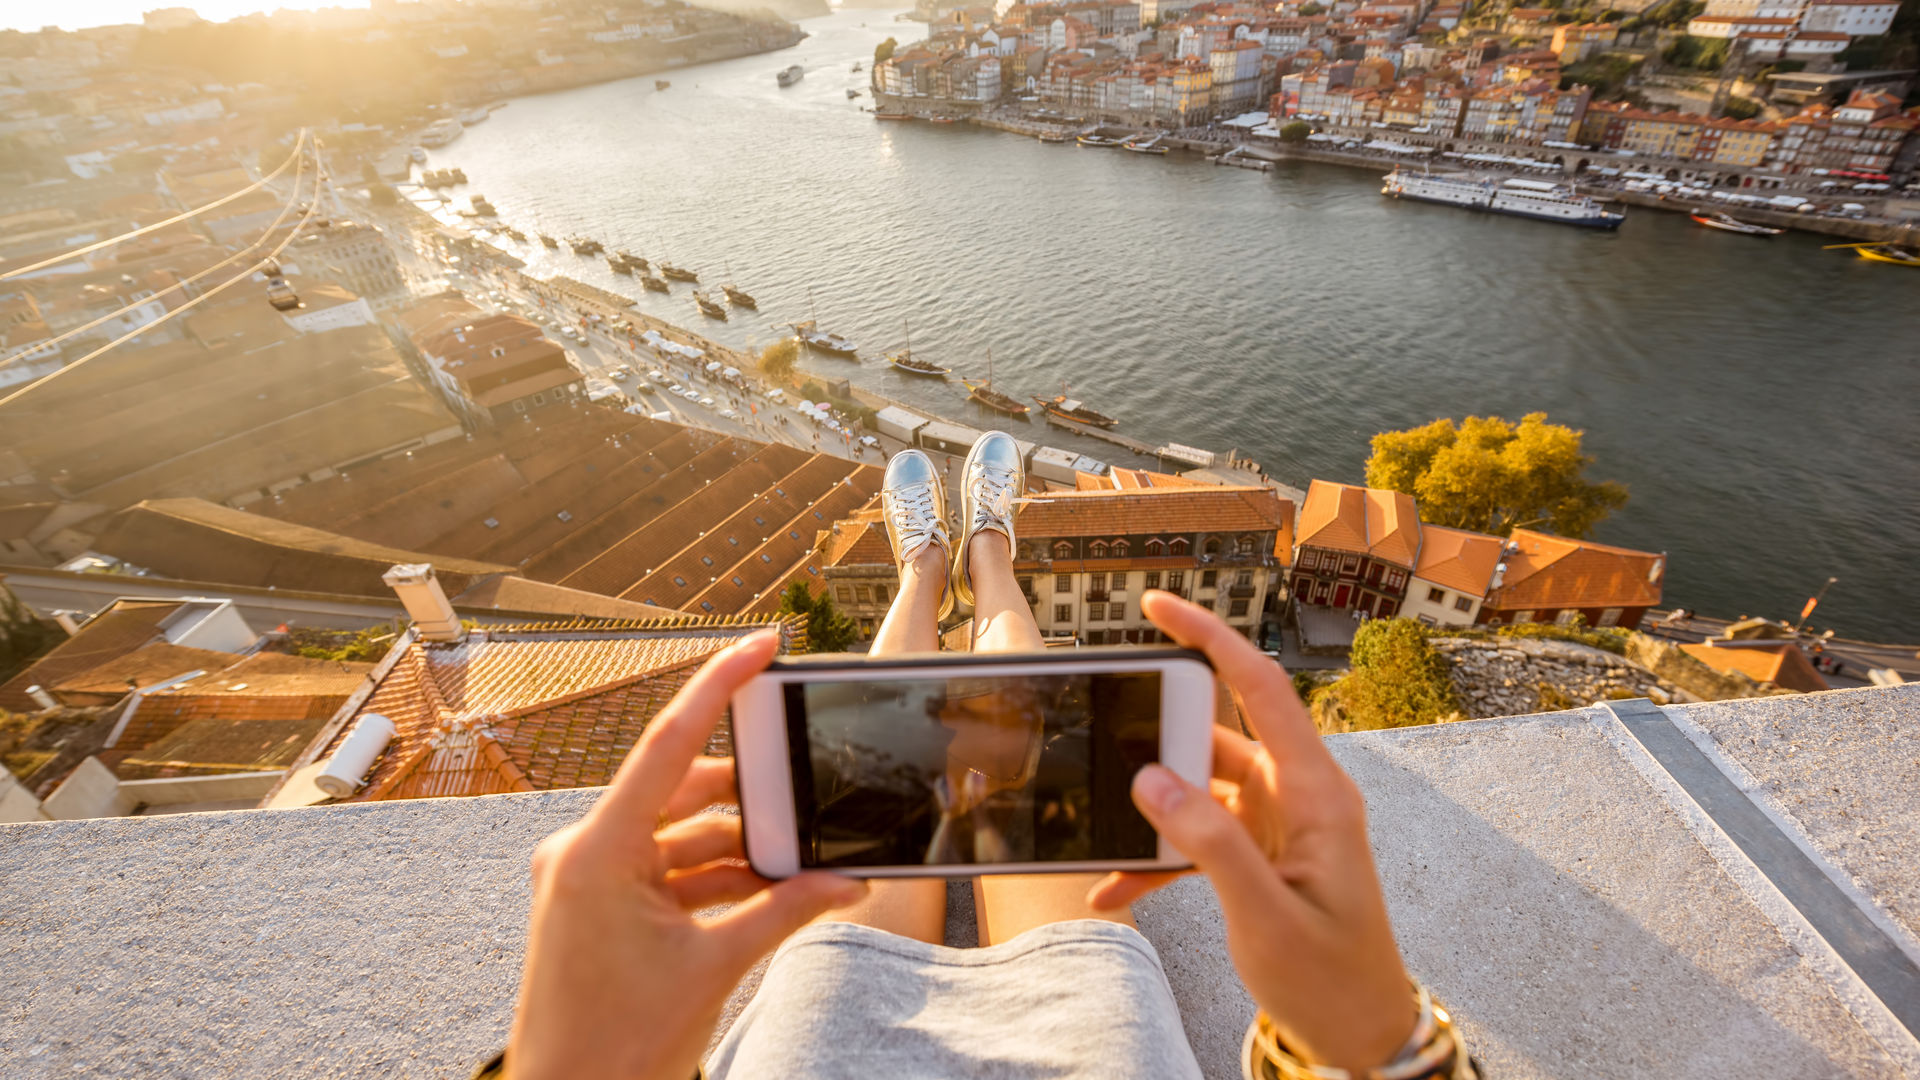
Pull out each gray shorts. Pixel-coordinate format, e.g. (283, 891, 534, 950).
(707, 919, 1205, 1079)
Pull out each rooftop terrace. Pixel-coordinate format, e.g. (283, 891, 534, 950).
(2, 687, 1914, 1078)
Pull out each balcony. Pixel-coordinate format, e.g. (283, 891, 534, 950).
(1083, 588, 1109, 602)
(1, 686, 1912, 1078)
(1228, 584, 1257, 599)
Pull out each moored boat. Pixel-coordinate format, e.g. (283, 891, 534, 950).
(884, 321, 947, 377)
(777, 65, 805, 88)
(639, 273, 669, 292)
(539, 233, 560, 248)
(792, 319, 857, 356)
(607, 255, 633, 274)
(962, 349, 1028, 418)
(569, 236, 604, 255)
(694, 291, 728, 320)
(1077, 134, 1123, 147)
(874, 110, 912, 121)
(1034, 393, 1118, 428)
(659, 262, 698, 282)
(615, 250, 648, 270)
(655, 79, 671, 90)
(1824, 241, 1920, 267)
(1381, 168, 1624, 229)
(928, 115, 957, 124)
(469, 195, 496, 216)
(722, 283, 757, 308)
(1124, 135, 1169, 154)
(1691, 210, 1782, 236)
(847, 89, 861, 99)
(1038, 132, 1068, 143)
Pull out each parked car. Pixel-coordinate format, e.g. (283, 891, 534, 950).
(699, 396, 716, 407)
(668, 384, 686, 395)
(610, 369, 629, 381)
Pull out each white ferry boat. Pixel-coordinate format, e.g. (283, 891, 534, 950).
(417, 118, 464, 147)
(777, 65, 805, 88)
(1382, 169, 1624, 229)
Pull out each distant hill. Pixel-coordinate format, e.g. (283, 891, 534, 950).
(691, 0, 831, 22)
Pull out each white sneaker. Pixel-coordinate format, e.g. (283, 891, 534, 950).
(881, 448, 954, 622)
(950, 430, 1024, 612)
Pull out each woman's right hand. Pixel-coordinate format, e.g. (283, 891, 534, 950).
(1089, 592, 1415, 1074)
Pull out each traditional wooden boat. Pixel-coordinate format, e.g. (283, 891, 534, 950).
(539, 234, 560, 248)
(1034, 392, 1117, 427)
(1690, 211, 1781, 236)
(639, 274, 669, 292)
(962, 348, 1028, 418)
(1077, 134, 1123, 147)
(659, 263, 698, 282)
(885, 322, 947, 377)
(722, 283, 757, 308)
(1824, 241, 1920, 267)
(607, 256, 632, 274)
(694, 291, 728, 320)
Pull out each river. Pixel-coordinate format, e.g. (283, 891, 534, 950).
(431, 8, 1919, 642)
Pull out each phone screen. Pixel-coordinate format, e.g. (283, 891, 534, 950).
(782, 671, 1162, 868)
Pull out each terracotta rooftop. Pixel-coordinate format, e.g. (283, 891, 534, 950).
(1011, 486, 1292, 541)
(1295, 480, 1421, 568)
(450, 575, 684, 621)
(304, 614, 807, 802)
(0, 599, 189, 713)
(1680, 642, 1830, 694)
(1412, 524, 1504, 598)
(1484, 528, 1665, 612)
(48, 643, 240, 704)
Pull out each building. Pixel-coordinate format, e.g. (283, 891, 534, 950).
(1011, 484, 1294, 643)
(1679, 640, 1830, 693)
(1402, 525, 1505, 628)
(273, 570, 808, 804)
(0, 597, 257, 714)
(291, 221, 405, 308)
(1476, 528, 1665, 629)
(1550, 22, 1619, 63)
(280, 284, 376, 334)
(814, 499, 896, 642)
(1289, 480, 1420, 619)
(403, 305, 586, 426)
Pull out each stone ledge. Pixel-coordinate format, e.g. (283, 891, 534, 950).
(0, 687, 1913, 1079)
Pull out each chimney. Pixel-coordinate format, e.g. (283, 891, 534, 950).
(25, 685, 56, 710)
(382, 563, 463, 642)
(51, 610, 81, 636)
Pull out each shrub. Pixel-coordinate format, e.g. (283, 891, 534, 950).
(1722, 95, 1762, 120)
(1317, 619, 1462, 733)
(1278, 120, 1311, 144)
(1493, 619, 1629, 655)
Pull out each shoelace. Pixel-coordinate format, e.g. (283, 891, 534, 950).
(969, 464, 1029, 530)
(888, 481, 948, 563)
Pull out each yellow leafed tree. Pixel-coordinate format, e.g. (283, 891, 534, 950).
(1365, 412, 1628, 539)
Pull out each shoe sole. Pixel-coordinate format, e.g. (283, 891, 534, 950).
(882, 450, 955, 623)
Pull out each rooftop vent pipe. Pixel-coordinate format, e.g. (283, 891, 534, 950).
(314, 713, 397, 798)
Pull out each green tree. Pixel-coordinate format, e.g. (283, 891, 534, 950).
(1318, 619, 1461, 732)
(1298, 1, 1326, 13)
(1722, 95, 1762, 120)
(875, 37, 898, 64)
(1365, 412, 1628, 539)
(1278, 120, 1312, 144)
(777, 581, 858, 653)
(0, 587, 63, 686)
(760, 336, 798, 380)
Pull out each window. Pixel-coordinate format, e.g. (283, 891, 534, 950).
(727, 536, 739, 546)
(1428, 587, 1447, 604)
(1054, 604, 1072, 623)
(1204, 537, 1222, 555)
(1556, 610, 1582, 626)
(1145, 538, 1164, 555)
(1299, 550, 1318, 571)
(1236, 536, 1254, 555)
(1385, 570, 1405, 590)
(672, 576, 687, 587)
(700, 601, 714, 612)
(1086, 630, 1106, 645)
(1201, 569, 1218, 589)
(855, 585, 872, 603)
(875, 585, 889, 603)
(1110, 572, 1127, 593)
(754, 516, 766, 526)
(1454, 596, 1474, 613)
(1513, 610, 1536, 624)
(1597, 607, 1622, 627)
(761, 554, 772, 563)
(1090, 540, 1108, 557)
(1235, 570, 1252, 587)
(1167, 570, 1185, 591)
(1109, 602, 1125, 621)
(1417, 614, 1437, 626)
(1053, 541, 1075, 558)
(836, 585, 853, 602)
(700, 555, 713, 566)
(1055, 574, 1071, 593)
(533, 392, 545, 405)
(1088, 603, 1105, 621)
(1088, 572, 1106, 590)
(1144, 571, 1161, 590)
(790, 531, 800, 540)
(1169, 537, 1189, 555)
(1017, 576, 1033, 596)
(513, 400, 527, 412)
(731, 576, 744, 587)
(1229, 598, 1249, 617)
(556, 510, 573, 523)
(1340, 555, 1360, 574)
(1111, 539, 1129, 556)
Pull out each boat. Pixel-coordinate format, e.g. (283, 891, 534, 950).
(656, 79, 671, 90)
(793, 320, 858, 355)
(409, 147, 428, 163)
(1691, 211, 1782, 236)
(1034, 391, 1117, 428)
(417, 118, 464, 147)
(928, 115, 957, 124)
(1038, 132, 1068, 143)
(694, 291, 728, 320)
(720, 268, 756, 308)
(1825, 241, 1920, 267)
(1077, 134, 1123, 147)
(460, 108, 490, 125)
(874, 110, 912, 121)
(449, 167, 467, 183)
(539, 233, 560, 248)
(1124, 135, 1169, 155)
(607, 255, 633, 274)
(639, 273, 670, 292)
(502, 226, 526, 242)
(615, 250, 648, 270)
(777, 65, 805, 88)
(852, 62, 862, 72)
(885, 321, 949, 378)
(569, 236, 604, 255)
(469, 195, 496, 216)
(1381, 169, 1625, 229)
(962, 348, 1028, 418)
(659, 262, 698, 282)
(847, 89, 861, 99)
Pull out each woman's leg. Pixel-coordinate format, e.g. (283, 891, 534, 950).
(810, 520, 948, 943)
(966, 530, 1136, 946)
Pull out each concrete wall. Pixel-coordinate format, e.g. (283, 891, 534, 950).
(0, 768, 48, 823)
(1, 688, 1915, 1078)
(119, 770, 284, 808)
(38, 756, 135, 820)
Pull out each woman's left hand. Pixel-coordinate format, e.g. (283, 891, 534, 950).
(505, 629, 870, 1080)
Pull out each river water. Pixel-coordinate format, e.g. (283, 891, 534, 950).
(436, 8, 1918, 641)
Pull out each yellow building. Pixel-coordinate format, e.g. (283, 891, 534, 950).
(1704, 119, 1778, 167)
(1620, 111, 1703, 157)
(1550, 22, 1619, 63)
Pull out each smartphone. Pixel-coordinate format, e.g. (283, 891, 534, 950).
(731, 647, 1214, 878)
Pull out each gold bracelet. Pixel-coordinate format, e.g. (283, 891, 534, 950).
(1240, 981, 1477, 1080)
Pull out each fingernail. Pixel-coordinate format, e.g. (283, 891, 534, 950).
(1134, 766, 1185, 815)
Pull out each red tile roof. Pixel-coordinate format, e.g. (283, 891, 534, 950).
(313, 614, 807, 801)
(1296, 480, 1421, 568)
(1012, 486, 1291, 539)
(0, 600, 187, 713)
(1484, 528, 1665, 612)
(1412, 525, 1504, 597)
(1680, 642, 1829, 694)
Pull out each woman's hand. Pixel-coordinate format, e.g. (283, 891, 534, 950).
(506, 630, 870, 1080)
(1090, 593, 1414, 1073)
